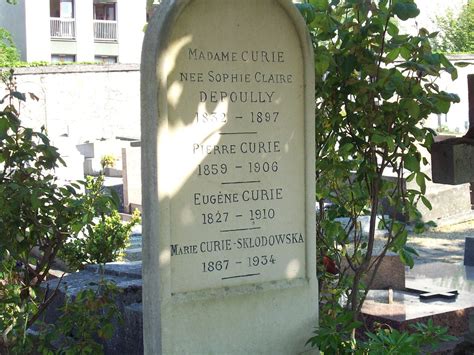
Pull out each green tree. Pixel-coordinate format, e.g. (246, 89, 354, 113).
(433, 0, 474, 53)
(298, 0, 459, 351)
(0, 0, 20, 66)
(0, 28, 19, 67)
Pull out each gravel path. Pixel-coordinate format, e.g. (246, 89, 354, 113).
(407, 220, 474, 265)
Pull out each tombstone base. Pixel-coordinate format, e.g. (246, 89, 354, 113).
(431, 139, 474, 185)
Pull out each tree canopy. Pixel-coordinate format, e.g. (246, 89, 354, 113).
(0, 29, 19, 66)
(433, 0, 474, 53)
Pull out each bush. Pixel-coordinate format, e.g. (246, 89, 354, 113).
(297, 0, 459, 350)
(37, 280, 122, 354)
(0, 69, 119, 352)
(61, 194, 141, 270)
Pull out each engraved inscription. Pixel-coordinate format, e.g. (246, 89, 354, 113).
(167, 40, 305, 293)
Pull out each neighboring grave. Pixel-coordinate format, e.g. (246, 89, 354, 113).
(122, 142, 142, 213)
(141, 0, 317, 354)
(465, 237, 474, 266)
(50, 136, 84, 182)
(432, 74, 474, 187)
(77, 139, 131, 176)
(362, 262, 474, 345)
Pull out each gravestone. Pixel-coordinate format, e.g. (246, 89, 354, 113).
(465, 237, 474, 266)
(141, 0, 317, 353)
(122, 142, 142, 213)
(432, 74, 474, 185)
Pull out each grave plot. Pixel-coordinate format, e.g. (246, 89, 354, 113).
(361, 262, 474, 351)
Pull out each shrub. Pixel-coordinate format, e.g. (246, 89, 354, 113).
(37, 280, 122, 355)
(100, 154, 116, 170)
(297, 0, 459, 350)
(61, 201, 141, 270)
(0, 69, 118, 352)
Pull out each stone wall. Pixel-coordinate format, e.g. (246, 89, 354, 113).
(8, 56, 474, 145)
(9, 56, 474, 147)
(11, 64, 141, 144)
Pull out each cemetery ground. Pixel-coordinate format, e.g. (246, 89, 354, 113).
(408, 220, 473, 265)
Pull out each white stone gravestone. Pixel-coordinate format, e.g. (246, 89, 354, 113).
(141, 0, 317, 353)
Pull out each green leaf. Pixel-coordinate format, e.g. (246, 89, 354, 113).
(404, 245, 419, 256)
(404, 155, 420, 172)
(386, 48, 400, 62)
(296, 3, 316, 24)
(416, 173, 426, 194)
(403, 99, 420, 118)
(0, 117, 9, 136)
(387, 21, 399, 37)
(406, 172, 415, 182)
(399, 249, 415, 268)
(372, 134, 386, 144)
(309, 0, 329, 11)
(399, 46, 411, 60)
(435, 99, 450, 114)
(315, 53, 331, 76)
(421, 196, 432, 210)
(393, 1, 420, 21)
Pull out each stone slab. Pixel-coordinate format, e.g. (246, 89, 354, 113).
(104, 167, 123, 177)
(54, 154, 85, 181)
(41, 270, 142, 323)
(77, 140, 128, 162)
(141, 0, 317, 353)
(84, 157, 102, 176)
(124, 248, 142, 262)
(85, 261, 142, 278)
(122, 146, 142, 213)
(120, 303, 144, 355)
(369, 254, 405, 290)
(42, 264, 143, 355)
(49, 136, 85, 181)
(431, 140, 474, 185)
(362, 263, 474, 337)
(417, 183, 473, 223)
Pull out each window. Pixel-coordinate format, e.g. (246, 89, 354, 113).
(50, 0, 74, 18)
(94, 4, 116, 21)
(94, 55, 118, 64)
(51, 54, 76, 63)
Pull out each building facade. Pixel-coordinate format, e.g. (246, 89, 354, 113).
(0, 0, 146, 63)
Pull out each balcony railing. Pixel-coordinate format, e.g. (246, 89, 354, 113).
(94, 20, 117, 41)
(50, 18, 76, 39)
